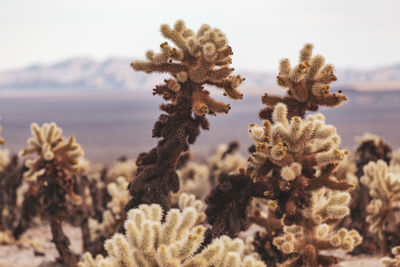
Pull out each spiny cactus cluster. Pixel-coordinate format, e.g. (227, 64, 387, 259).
(1, 19, 400, 267)
(205, 43, 362, 267)
(79, 203, 265, 267)
(126, 20, 244, 213)
(131, 20, 244, 115)
(382, 246, 400, 267)
(15, 122, 87, 266)
(361, 160, 400, 254)
(259, 43, 346, 120)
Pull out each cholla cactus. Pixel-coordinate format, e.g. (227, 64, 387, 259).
(354, 133, 392, 177)
(340, 133, 394, 254)
(85, 176, 130, 255)
(107, 159, 137, 182)
(106, 176, 130, 215)
(0, 230, 14, 244)
(177, 193, 206, 224)
(361, 160, 400, 253)
(207, 142, 247, 186)
(270, 188, 361, 266)
(0, 118, 9, 171)
(248, 103, 352, 225)
(392, 149, 400, 166)
(0, 148, 9, 172)
(249, 103, 348, 174)
(0, 118, 4, 145)
(259, 43, 345, 120)
(301, 188, 351, 224)
(177, 161, 210, 200)
(131, 20, 244, 115)
(17, 122, 87, 266)
(382, 246, 400, 267)
(79, 204, 265, 267)
(126, 20, 244, 212)
(334, 156, 358, 186)
(20, 122, 86, 183)
(273, 224, 361, 266)
(205, 44, 361, 266)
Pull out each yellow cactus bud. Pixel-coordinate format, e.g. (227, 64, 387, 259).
(320, 85, 330, 94)
(256, 142, 267, 152)
(277, 75, 286, 86)
(198, 104, 209, 114)
(160, 42, 168, 48)
(168, 48, 177, 57)
(268, 201, 278, 209)
(299, 63, 307, 69)
(334, 149, 343, 160)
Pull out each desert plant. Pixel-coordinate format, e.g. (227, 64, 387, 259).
(0, 118, 4, 146)
(176, 159, 210, 200)
(79, 203, 265, 267)
(0, 121, 26, 240)
(361, 160, 400, 254)
(107, 158, 137, 182)
(382, 246, 400, 267)
(18, 122, 87, 266)
(206, 141, 247, 187)
(78, 175, 130, 256)
(206, 44, 361, 266)
(337, 133, 393, 254)
(392, 149, 400, 166)
(258, 43, 346, 120)
(125, 19, 244, 212)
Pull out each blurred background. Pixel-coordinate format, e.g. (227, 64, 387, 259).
(1, 0, 399, 162)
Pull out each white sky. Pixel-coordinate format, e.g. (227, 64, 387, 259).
(1, 0, 399, 72)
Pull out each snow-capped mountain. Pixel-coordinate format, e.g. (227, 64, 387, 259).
(1, 57, 400, 93)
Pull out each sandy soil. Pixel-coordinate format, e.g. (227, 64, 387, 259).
(0, 223, 82, 267)
(0, 223, 384, 267)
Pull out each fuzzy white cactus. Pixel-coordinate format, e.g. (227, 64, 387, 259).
(79, 204, 265, 267)
(20, 122, 86, 180)
(0, 148, 9, 172)
(248, 103, 348, 181)
(392, 149, 400, 167)
(381, 246, 400, 267)
(177, 193, 206, 224)
(106, 176, 130, 215)
(361, 160, 400, 235)
(207, 143, 247, 177)
(107, 159, 137, 182)
(302, 187, 351, 225)
(177, 161, 210, 200)
(273, 224, 362, 255)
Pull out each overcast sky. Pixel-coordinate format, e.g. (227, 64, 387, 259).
(1, 0, 399, 72)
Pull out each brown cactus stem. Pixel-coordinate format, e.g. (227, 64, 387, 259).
(0, 155, 23, 231)
(13, 184, 40, 239)
(50, 217, 78, 267)
(125, 81, 209, 212)
(205, 172, 267, 241)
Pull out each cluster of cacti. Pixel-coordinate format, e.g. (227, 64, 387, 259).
(1, 19, 400, 267)
(204, 43, 363, 266)
(126, 19, 244, 213)
(258, 43, 346, 120)
(107, 158, 137, 182)
(361, 160, 400, 254)
(79, 202, 265, 267)
(16, 122, 87, 266)
(175, 142, 246, 201)
(382, 246, 400, 266)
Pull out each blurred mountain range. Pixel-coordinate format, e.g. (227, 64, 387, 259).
(1, 57, 400, 93)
